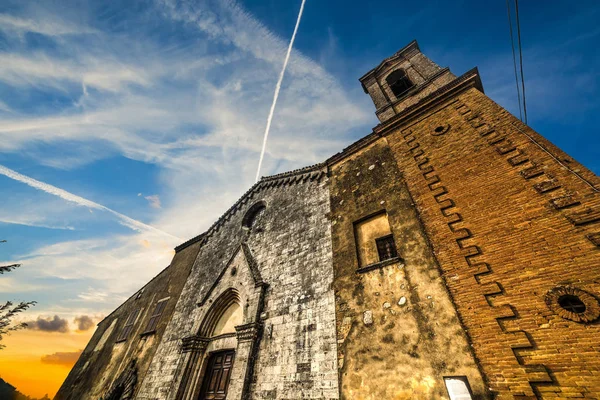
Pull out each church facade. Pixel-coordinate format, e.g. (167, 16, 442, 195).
(56, 41, 600, 400)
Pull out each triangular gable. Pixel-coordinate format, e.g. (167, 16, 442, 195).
(197, 242, 265, 307)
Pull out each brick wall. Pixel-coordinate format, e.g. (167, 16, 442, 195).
(385, 86, 600, 398)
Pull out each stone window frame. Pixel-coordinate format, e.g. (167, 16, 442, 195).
(353, 210, 402, 274)
(545, 286, 600, 323)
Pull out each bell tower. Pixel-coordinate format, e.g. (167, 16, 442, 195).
(359, 40, 458, 122)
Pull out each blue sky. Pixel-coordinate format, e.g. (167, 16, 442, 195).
(0, 0, 598, 330)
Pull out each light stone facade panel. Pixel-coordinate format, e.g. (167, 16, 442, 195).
(137, 177, 338, 399)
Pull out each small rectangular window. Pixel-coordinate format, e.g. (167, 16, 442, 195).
(444, 376, 473, 400)
(376, 234, 398, 262)
(142, 298, 169, 334)
(116, 309, 140, 342)
(354, 211, 399, 268)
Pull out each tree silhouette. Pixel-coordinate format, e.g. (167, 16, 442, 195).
(0, 240, 36, 350)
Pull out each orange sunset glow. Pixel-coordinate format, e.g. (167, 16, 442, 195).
(0, 329, 94, 398)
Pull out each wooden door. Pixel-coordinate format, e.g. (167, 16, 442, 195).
(198, 350, 235, 400)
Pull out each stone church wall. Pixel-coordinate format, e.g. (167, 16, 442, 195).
(54, 241, 201, 400)
(137, 174, 339, 399)
(329, 139, 487, 399)
(56, 41, 600, 400)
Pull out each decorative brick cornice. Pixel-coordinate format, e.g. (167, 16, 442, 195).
(326, 67, 483, 168)
(402, 122, 553, 396)
(235, 322, 262, 343)
(374, 67, 483, 135)
(180, 335, 209, 353)
(374, 67, 452, 117)
(452, 99, 600, 249)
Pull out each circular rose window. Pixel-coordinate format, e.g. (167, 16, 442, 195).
(545, 286, 600, 323)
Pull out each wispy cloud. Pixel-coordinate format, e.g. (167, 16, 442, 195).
(0, 0, 372, 359)
(0, 217, 75, 231)
(0, 14, 97, 37)
(144, 195, 162, 209)
(0, 164, 181, 241)
(41, 350, 82, 366)
(0, 277, 46, 293)
(0, 53, 151, 92)
(77, 288, 110, 303)
(4, 233, 176, 300)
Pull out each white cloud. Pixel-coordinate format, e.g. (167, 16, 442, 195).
(0, 52, 152, 92)
(0, 0, 374, 319)
(3, 232, 176, 312)
(77, 288, 110, 303)
(0, 217, 75, 231)
(0, 164, 181, 241)
(0, 13, 97, 37)
(144, 195, 162, 209)
(0, 277, 46, 293)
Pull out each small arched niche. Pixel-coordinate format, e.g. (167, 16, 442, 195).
(242, 201, 266, 230)
(212, 302, 243, 336)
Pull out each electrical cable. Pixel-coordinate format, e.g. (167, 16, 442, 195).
(515, 0, 528, 124)
(506, 0, 523, 121)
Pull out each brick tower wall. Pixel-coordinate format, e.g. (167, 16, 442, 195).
(384, 86, 600, 398)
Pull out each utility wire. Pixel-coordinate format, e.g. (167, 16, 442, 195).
(515, 0, 528, 124)
(505, 0, 523, 121)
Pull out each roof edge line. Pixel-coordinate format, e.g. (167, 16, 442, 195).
(174, 162, 326, 253)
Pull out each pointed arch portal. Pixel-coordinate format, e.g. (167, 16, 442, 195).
(175, 244, 267, 400)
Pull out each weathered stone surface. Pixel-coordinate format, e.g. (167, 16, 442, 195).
(54, 242, 201, 400)
(136, 173, 338, 400)
(329, 140, 486, 400)
(57, 40, 600, 400)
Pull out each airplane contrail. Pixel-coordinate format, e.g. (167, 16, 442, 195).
(0, 164, 182, 241)
(255, 0, 307, 182)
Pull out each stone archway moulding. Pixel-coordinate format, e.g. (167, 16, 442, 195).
(173, 243, 268, 400)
